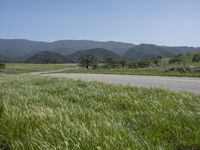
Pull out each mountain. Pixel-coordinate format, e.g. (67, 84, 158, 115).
(47, 40, 134, 55)
(1, 39, 200, 63)
(0, 39, 134, 62)
(67, 48, 121, 62)
(26, 51, 65, 63)
(123, 44, 199, 61)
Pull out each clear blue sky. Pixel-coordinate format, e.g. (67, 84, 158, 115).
(0, 0, 199, 46)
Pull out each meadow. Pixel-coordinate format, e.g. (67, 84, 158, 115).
(0, 74, 200, 149)
(62, 52, 200, 77)
(63, 67, 200, 77)
(0, 63, 77, 74)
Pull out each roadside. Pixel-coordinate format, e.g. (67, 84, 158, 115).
(41, 73, 200, 95)
(60, 68, 200, 78)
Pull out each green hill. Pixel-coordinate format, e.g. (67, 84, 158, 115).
(160, 51, 200, 68)
(67, 48, 121, 62)
(26, 51, 65, 63)
(0, 39, 134, 62)
(123, 44, 199, 61)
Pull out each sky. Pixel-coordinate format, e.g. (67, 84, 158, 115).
(0, 0, 200, 46)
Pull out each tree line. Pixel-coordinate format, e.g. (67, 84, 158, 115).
(168, 53, 200, 65)
(79, 54, 162, 69)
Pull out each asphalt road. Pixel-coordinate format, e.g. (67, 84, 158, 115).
(42, 73, 200, 95)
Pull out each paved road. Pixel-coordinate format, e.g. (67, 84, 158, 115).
(42, 73, 200, 95)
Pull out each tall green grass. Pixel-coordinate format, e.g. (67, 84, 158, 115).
(0, 75, 200, 149)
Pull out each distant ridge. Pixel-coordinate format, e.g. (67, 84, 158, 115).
(0, 39, 200, 62)
(67, 48, 121, 62)
(26, 51, 65, 63)
(0, 39, 134, 62)
(123, 44, 199, 61)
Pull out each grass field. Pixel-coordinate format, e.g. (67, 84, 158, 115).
(62, 52, 200, 77)
(0, 74, 200, 149)
(63, 68, 200, 77)
(0, 63, 77, 74)
(160, 51, 200, 68)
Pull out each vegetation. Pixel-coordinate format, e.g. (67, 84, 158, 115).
(0, 63, 76, 74)
(67, 48, 120, 62)
(63, 52, 200, 77)
(79, 55, 98, 69)
(26, 51, 66, 64)
(162, 52, 200, 68)
(104, 57, 120, 68)
(192, 54, 200, 62)
(122, 44, 198, 62)
(151, 56, 162, 66)
(1, 39, 200, 63)
(63, 68, 200, 77)
(0, 74, 200, 149)
(0, 61, 5, 69)
(0, 39, 133, 62)
(168, 54, 184, 65)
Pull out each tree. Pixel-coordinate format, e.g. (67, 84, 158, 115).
(137, 61, 150, 68)
(128, 62, 138, 69)
(51, 59, 58, 64)
(79, 54, 98, 69)
(192, 54, 200, 62)
(0, 60, 5, 69)
(119, 59, 127, 68)
(152, 58, 161, 66)
(168, 55, 183, 65)
(104, 57, 119, 68)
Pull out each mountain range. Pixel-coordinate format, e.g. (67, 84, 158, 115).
(0, 39, 199, 63)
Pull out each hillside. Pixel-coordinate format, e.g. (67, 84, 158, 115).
(26, 51, 65, 63)
(48, 40, 134, 55)
(161, 51, 200, 68)
(123, 44, 199, 61)
(0, 39, 134, 62)
(67, 48, 121, 62)
(1, 39, 200, 63)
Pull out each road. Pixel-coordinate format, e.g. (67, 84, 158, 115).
(42, 73, 200, 95)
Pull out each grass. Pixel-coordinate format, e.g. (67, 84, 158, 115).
(63, 67, 200, 77)
(61, 52, 200, 77)
(0, 63, 77, 74)
(161, 51, 200, 68)
(0, 74, 200, 149)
